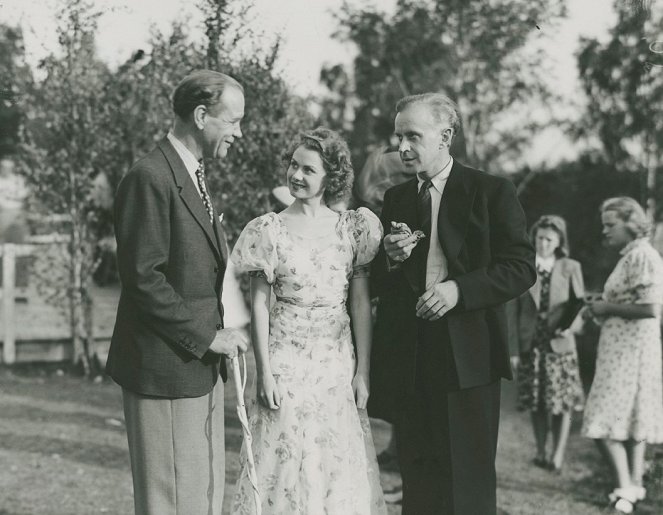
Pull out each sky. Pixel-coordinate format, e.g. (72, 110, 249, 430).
(1, 0, 619, 166)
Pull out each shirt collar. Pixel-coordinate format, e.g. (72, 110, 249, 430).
(167, 131, 200, 175)
(536, 255, 556, 273)
(417, 156, 454, 193)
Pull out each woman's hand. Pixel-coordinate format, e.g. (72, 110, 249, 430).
(352, 372, 370, 410)
(257, 373, 281, 410)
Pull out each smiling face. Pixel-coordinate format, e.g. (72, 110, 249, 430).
(535, 228, 561, 259)
(286, 145, 327, 200)
(394, 103, 451, 178)
(201, 86, 245, 160)
(601, 210, 633, 249)
(286, 145, 327, 201)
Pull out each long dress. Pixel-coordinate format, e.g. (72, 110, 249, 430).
(229, 207, 387, 515)
(517, 268, 585, 414)
(582, 238, 663, 442)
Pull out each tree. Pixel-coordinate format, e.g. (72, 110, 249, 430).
(0, 24, 32, 158)
(16, 0, 112, 375)
(197, 0, 314, 240)
(576, 0, 663, 221)
(322, 0, 567, 171)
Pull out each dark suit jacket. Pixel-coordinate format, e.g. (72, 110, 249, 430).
(508, 258, 584, 356)
(107, 138, 229, 398)
(369, 160, 536, 421)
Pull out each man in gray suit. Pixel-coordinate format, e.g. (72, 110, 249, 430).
(107, 70, 248, 515)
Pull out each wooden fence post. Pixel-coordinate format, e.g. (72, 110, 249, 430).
(2, 243, 16, 364)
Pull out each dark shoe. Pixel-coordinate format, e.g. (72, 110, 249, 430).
(532, 456, 548, 469)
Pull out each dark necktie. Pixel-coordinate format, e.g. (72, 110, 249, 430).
(195, 162, 214, 224)
(416, 178, 433, 289)
(417, 178, 433, 236)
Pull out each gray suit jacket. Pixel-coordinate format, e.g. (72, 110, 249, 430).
(107, 137, 229, 398)
(508, 257, 584, 356)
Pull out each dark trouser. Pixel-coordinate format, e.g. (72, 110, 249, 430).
(394, 321, 501, 515)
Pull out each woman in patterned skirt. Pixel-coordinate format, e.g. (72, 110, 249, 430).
(583, 197, 663, 514)
(513, 215, 585, 471)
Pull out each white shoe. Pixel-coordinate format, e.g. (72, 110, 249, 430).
(610, 487, 637, 514)
(632, 485, 646, 501)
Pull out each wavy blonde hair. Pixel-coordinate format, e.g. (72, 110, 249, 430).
(600, 197, 652, 239)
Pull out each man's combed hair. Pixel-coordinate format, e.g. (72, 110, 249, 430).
(396, 93, 462, 139)
(281, 127, 354, 206)
(173, 70, 243, 120)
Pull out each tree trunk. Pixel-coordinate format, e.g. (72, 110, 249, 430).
(69, 217, 91, 376)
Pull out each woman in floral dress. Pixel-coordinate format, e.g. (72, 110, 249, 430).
(583, 197, 663, 514)
(514, 215, 585, 472)
(230, 127, 386, 515)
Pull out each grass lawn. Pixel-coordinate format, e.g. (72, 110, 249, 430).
(1, 360, 662, 515)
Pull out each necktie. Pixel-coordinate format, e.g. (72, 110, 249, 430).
(416, 178, 433, 289)
(417, 178, 433, 236)
(195, 162, 214, 224)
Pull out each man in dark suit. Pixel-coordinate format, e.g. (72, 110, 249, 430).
(369, 93, 536, 514)
(107, 70, 248, 515)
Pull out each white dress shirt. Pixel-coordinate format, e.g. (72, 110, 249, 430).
(167, 131, 204, 198)
(418, 157, 454, 290)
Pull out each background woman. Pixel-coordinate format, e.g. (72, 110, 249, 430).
(582, 197, 663, 514)
(512, 215, 585, 472)
(230, 128, 386, 514)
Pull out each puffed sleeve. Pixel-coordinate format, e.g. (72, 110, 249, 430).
(230, 214, 278, 284)
(347, 207, 383, 278)
(626, 243, 663, 304)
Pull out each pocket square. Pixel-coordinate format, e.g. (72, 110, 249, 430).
(218, 213, 224, 223)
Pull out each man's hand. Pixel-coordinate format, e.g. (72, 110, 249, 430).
(208, 328, 249, 358)
(384, 232, 418, 263)
(416, 281, 460, 321)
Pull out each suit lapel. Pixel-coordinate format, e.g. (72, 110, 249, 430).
(438, 161, 475, 266)
(549, 260, 567, 305)
(391, 179, 421, 294)
(158, 138, 222, 261)
(213, 215, 229, 266)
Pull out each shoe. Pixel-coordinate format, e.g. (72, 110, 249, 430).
(532, 456, 548, 469)
(609, 487, 637, 514)
(547, 459, 563, 474)
(632, 485, 646, 501)
(383, 486, 403, 504)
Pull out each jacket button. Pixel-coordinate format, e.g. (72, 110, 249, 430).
(216, 323, 222, 330)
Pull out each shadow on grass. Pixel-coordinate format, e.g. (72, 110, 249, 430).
(0, 403, 125, 432)
(0, 432, 130, 470)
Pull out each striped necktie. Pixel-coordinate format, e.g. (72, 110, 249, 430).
(416, 178, 433, 289)
(195, 161, 214, 224)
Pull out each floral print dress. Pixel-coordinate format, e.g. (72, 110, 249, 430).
(229, 208, 387, 515)
(582, 238, 663, 442)
(517, 269, 585, 414)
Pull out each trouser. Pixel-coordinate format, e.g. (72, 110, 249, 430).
(122, 379, 225, 515)
(395, 321, 501, 515)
